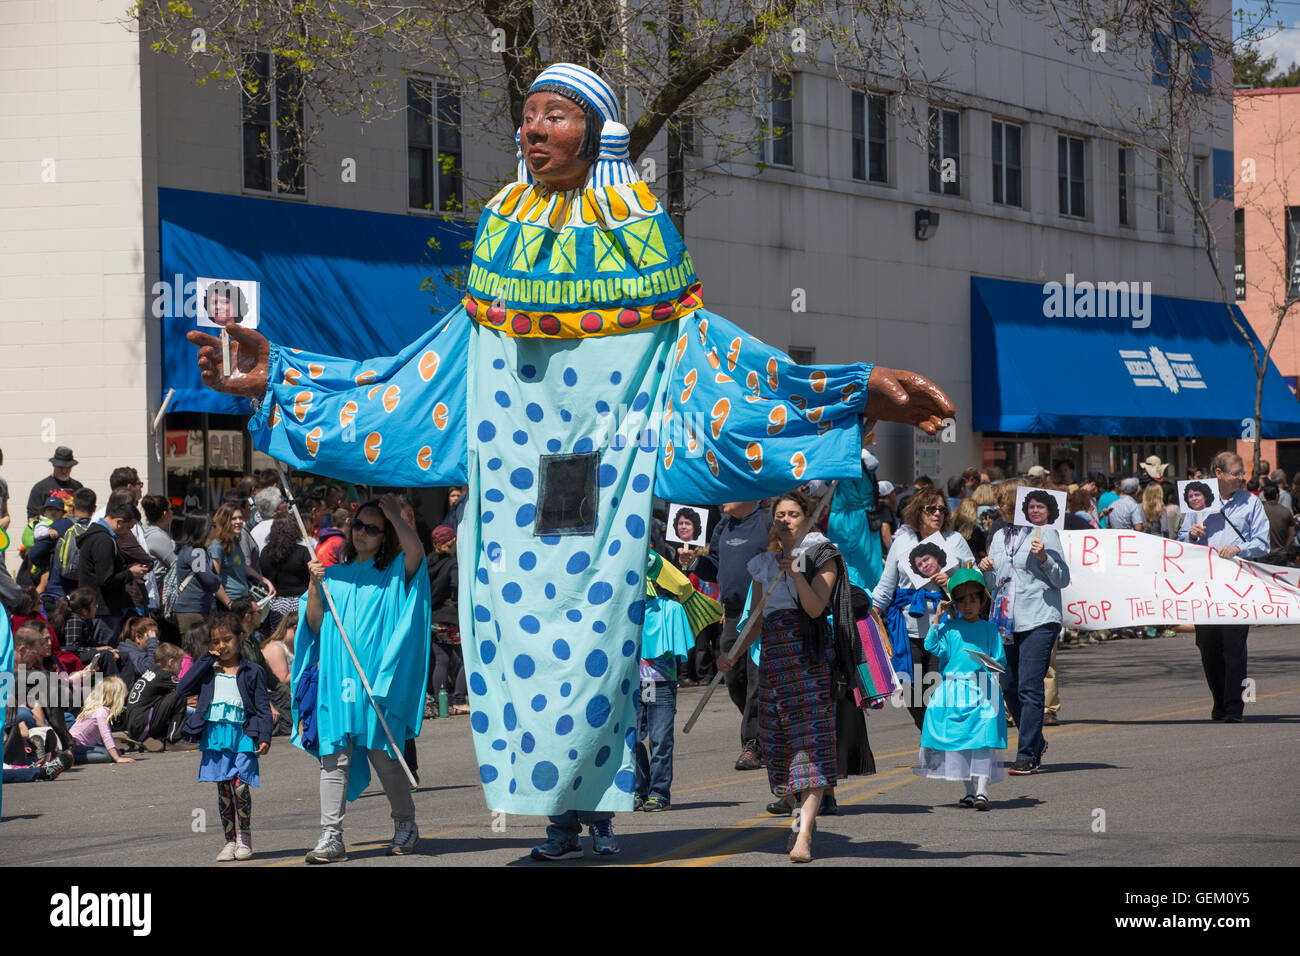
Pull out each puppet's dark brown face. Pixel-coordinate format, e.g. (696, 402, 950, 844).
(521, 93, 589, 189)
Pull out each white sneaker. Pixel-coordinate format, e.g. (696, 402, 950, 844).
(234, 836, 253, 860)
(388, 820, 419, 856)
(215, 841, 237, 862)
(305, 830, 347, 864)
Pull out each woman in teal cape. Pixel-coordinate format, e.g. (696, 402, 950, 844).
(292, 495, 431, 861)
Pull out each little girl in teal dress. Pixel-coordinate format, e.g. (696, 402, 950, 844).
(912, 568, 1007, 810)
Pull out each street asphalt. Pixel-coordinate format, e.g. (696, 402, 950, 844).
(3, 625, 1297, 868)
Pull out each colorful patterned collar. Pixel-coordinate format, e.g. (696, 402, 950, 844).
(462, 181, 702, 338)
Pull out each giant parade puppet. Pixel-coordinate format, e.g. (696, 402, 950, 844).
(190, 63, 954, 817)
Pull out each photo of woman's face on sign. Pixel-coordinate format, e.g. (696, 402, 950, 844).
(1178, 479, 1221, 516)
(665, 503, 709, 547)
(196, 277, 260, 330)
(902, 531, 958, 589)
(1014, 486, 1066, 532)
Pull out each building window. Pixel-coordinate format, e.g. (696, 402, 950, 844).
(927, 106, 960, 195)
(788, 346, 815, 365)
(241, 51, 305, 195)
(991, 119, 1022, 207)
(851, 91, 888, 183)
(756, 73, 794, 168)
(1234, 208, 1245, 300)
(1057, 134, 1085, 218)
(679, 111, 699, 156)
(1156, 154, 1173, 232)
(1285, 207, 1300, 299)
(1191, 157, 1205, 238)
(1153, 6, 1211, 94)
(407, 78, 463, 213)
(1118, 145, 1133, 227)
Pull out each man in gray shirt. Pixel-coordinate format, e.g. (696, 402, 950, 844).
(1103, 477, 1145, 531)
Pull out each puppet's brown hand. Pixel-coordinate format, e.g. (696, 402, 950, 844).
(187, 324, 270, 398)
(865, 367, 954, 435)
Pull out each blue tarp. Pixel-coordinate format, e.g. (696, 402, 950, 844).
(159, 187, 474, 414)
(971, 275, 1300, 437)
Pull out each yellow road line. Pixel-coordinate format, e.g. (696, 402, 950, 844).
(677, 774, 922, 867)
(661, 685, 1300, 867)
(634, 766, 915, 867)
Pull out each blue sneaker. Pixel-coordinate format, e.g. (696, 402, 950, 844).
(530, 837, 583, 861)
(589, 820, 619, 856)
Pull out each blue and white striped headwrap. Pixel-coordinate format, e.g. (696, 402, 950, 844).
(516, 62, 640, 189)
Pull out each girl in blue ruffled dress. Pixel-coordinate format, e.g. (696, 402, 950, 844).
(912, 568, 1007, 810)
(176, 615, 273, 861)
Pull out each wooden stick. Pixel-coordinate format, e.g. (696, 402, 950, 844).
(683, 479, 839, 734)
(273, 462, 417, 788)
(221, 329, 232, 378)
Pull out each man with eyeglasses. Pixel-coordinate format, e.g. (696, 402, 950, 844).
(1178, 451, 1269, 723)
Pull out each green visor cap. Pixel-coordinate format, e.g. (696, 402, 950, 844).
(947, 567, 988, 596)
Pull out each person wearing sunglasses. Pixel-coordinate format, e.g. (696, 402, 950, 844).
(298, 494, 431, 863)
(872, 486, 974, 731)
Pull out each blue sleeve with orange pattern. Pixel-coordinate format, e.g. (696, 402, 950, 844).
(247, 310, 469, 486)
(653, 308, 871, 504)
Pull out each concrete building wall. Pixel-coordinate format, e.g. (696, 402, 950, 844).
(0, 0, 155, 572)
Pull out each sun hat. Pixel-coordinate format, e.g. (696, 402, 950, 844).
(1140, 455, 1169, 479)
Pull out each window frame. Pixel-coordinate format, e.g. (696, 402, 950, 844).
(851, 90, 889, 184)
(1156, 153, 1174, 233)
(1285, 207, 1300, 301)
(756, 72, 795, 169)
(406, 76, 464, 215)
(1118, 145, 1134, 227)
(1057, 133, 1086, 219)
(991, 118, 1023, 208)
(1191, 157, 1206, 238)
(927, 105, 961, 196)
(240, 50, 306, 197)
(1234, 207, 1245, 301)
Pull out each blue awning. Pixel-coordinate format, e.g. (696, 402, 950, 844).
(971, 275, 1300, 437)
(159, 187, 474, 414)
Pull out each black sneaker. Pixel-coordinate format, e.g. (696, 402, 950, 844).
(642, 796, 671, 812)
(1008, 758, 1040, 775)
(633, 794, 647, 811)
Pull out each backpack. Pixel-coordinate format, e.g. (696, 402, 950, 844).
(162, 546, 199, 619)
(53, 518, 92, 583)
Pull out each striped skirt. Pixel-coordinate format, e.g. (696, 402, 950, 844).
(757, 608, 836, 798)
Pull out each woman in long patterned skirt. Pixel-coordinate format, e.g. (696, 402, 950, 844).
(720, 490, 838, 863)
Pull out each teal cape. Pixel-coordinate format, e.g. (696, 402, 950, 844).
(827, 464, 884, 592)
(640, 594, 694, 662)
(291, 553, 431, 801)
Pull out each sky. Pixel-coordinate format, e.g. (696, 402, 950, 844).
(1237, 0, 1300, 72)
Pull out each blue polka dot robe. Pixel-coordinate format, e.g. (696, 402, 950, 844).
(248, 178, 876, 814)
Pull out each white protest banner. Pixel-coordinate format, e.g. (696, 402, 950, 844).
(1060, 530, 1300, 629)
